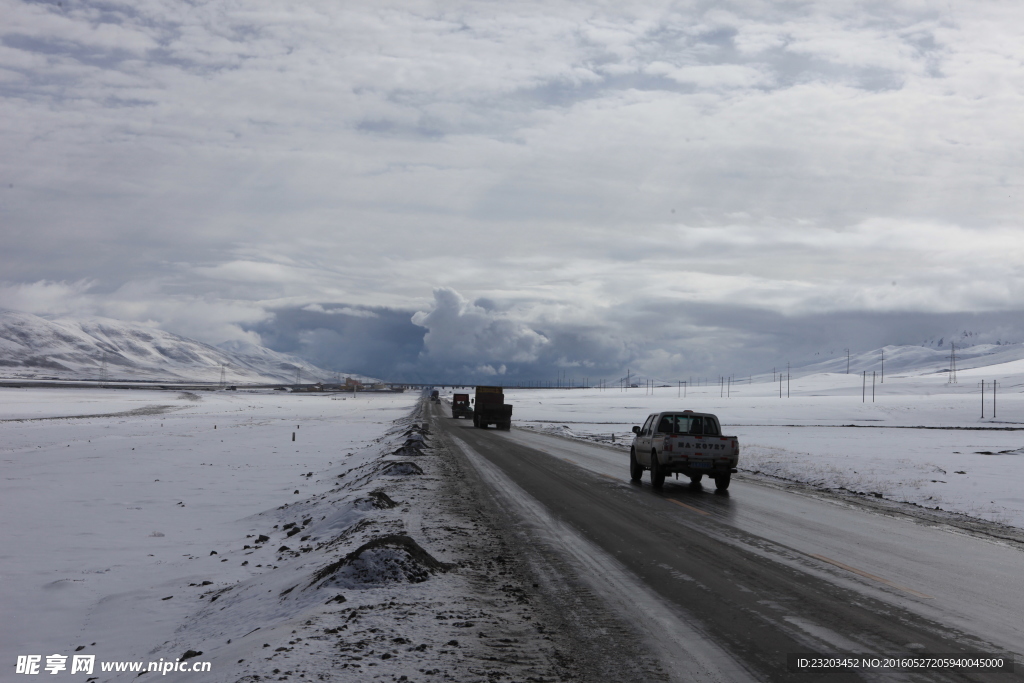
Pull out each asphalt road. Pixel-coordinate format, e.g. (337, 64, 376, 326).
(430, 405, 1023, 682)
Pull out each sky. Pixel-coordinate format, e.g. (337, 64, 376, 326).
(2, 0, 1024, 382)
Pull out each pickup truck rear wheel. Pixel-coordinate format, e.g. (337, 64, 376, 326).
(650, 451, 665, 489)
(714, 473, 731, 491)
(629, 448, 643, 482)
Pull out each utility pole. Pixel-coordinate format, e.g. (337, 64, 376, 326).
(872, 371, 876, 402)
(787, 363, 790, 398)
(881, 349, 884, 383)
(994, 380, 997, 418)
(846, 349, 850, 374)
(949, 343, 958, 384)
(862, 370, 866, 402)
(981, 379, 985, 419)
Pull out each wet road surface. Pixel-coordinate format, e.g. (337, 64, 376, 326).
(432, 407, 1023, 682)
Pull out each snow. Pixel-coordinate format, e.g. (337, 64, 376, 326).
(474, 356, 1024, 530)
(1, 387, 574, 682)
(0, 388, 417, 677)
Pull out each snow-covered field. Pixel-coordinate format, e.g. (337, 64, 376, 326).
(0, 388, 416, 676)
(486, 365, 1024, 529)
(2, 387, 576, 682)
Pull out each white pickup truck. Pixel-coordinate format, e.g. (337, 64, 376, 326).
(630, 411, 739, 490)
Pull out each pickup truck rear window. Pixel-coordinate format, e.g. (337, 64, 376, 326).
(657, 415, 720, 436)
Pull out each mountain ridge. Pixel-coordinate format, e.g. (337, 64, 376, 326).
(0, 309, 374, 384)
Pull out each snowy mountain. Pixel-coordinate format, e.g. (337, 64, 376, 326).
(620, 340, 1024, 388)
(0, 309, 371, 384)
(787, 342, 1024, 379)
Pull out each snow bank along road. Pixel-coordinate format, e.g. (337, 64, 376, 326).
(430, 402, 1024, 683)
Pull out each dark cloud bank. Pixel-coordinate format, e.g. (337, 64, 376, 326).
(250, 289, 1024, 383)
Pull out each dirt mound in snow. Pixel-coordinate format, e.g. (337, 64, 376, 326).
(392, 439, 427, 456)
(392, 426, 430, 456)
(309, 535, 452, 589)
(353, 490, 398, 510)
(403, 422, 429, 436)
(380, 461, 423, 476)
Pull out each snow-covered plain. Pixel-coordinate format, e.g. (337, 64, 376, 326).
(487, 362, 1024, 530)
(2, 387, 578, 682)
(0, 388, 416, 674)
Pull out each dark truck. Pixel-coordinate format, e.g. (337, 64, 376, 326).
(473, 386, 512, 430)
(451, 393, 473, 419)
(430, 389, 440, 403)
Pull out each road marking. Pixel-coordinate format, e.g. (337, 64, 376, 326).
(599, 473, 618, 480)
(666, 498, 711, 516)
(562, 458, 576, 464)
(808, 553, 933, 599)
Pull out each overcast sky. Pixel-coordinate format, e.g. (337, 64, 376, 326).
(2, 0, 1023, 382)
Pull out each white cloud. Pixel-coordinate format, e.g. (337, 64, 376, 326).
(412, 288, 548, 368)
(644, 62, 773, 88)
(0, 278, 268, 346)
(3, 0, 1024, 379)
(0, 279, 97, 317)
(302, 304, 378, 318)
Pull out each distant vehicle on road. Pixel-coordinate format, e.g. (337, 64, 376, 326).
(430, 389, 440, 403)
(474, 386, 512, 430)
(630, 411, 739, 490)
(451, 393, 473, 419)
